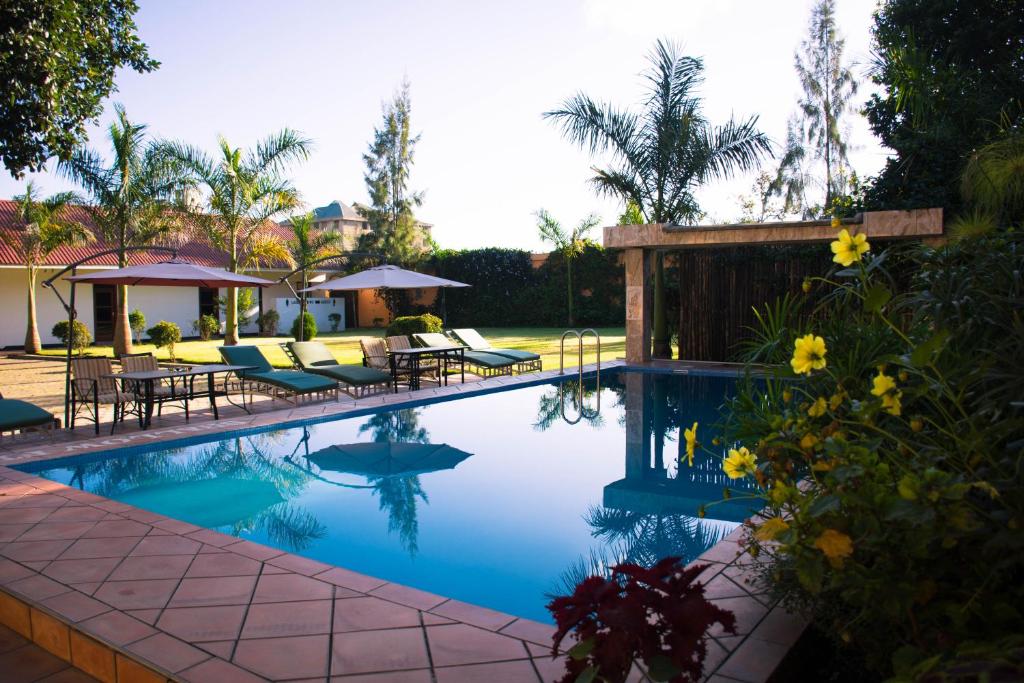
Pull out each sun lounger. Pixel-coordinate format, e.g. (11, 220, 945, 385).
(449, 328, 542, 372)
(0, 391, 58, 438)
(412, 333, 515, 378)
(283, 342, 392, 398)
(218, 345, 338, 405)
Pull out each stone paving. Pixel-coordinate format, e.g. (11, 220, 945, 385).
(0, 361, 804, 682)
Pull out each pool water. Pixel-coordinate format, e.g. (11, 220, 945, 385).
(19, 369, 757, 623)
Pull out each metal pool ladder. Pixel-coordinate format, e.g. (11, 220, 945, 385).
(559, 328, 601, 375)
(559, 329, 601, 424)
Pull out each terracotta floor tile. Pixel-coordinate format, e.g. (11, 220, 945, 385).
(498, 619, 555, 647)
(107, 553, 194, 581)
(0, 642, 69, 682)
(531, 654, 566, 682)
(7, 573, 72, 601)
(185, 552, 261, 578)
(707, 597, 770, 637)
(0, 623, 28, 653)
(714, 636, 788, 682)
(156, 604, 247, 642)
(69, 629, 116, 682)
(331, 628, 429, 675)
(234, 634, 330, 679)
(58, 536, 140, 560)
(369, 583, 446, 611)
(427, 624, 529, 667)
(0, 507, 55, 523)
(265, 553, 333, 577)
(178, 657, 269, 683)
(125, 609, 161, 625)
(184, 528, 237, 548)
(421, 612, 455, 626)
(1, 539, 74, 562)
(35, 666, 99, 683)
(0, 557, 35, 584)
(43, 556, 122, 584)
(329, 670, 432, 683)
(152, 519, 202, 535)
(196, 640, 235, 659)
(431, 600, 517, 632)
(41, 590, 111, 623)
(315, 567, 386, 593)
(252, 573, 333, 603)
(129, 535, 201, 557)
(80, 611, 157, 646)
(0, 523, 32, 542)
(17, 521, 97, 541)
(126, 632, 211, 673)
(169, 575, 257, 608)
(31, 609, 71, 659)
(703, 574, 755, 602)
(435, 659, 540, 683)
(332, 596, 421, 633)
(222, 540, 283, 561)
(3, 494, 67, 509)
(42, 506, 110, 522)
(93, 578, 179, 610)
(81, 520, 151, 538)
(750, 607, 807, 646)
(242, 599, 332, 638)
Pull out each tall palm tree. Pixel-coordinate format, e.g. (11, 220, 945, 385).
(161, 131, 309, 344)
(59, 104, 186, 355)
(536, 209, 601, 327)
(545, 40, 772, 358)
(3, 183, 93, 353)
(285, 211, 344, 295)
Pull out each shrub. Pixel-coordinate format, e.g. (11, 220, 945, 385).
(328, 312, 342, 332)
(386, 313, 442, 338)
(128, 309, 146, 343)
(51, 320, 91, 356)
(192, 314, 219, 341)
(146, 321, 181, 362)
(257, 309, 280, 336)
(706, 228, 1024, 678)
(290, 312, 317, 341)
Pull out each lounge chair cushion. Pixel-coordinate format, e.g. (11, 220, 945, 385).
(219, 345, 274, 375)
(288, 341, 340, 369)
(305, 365, 391, 386)
(450, 329, 541, 362)
(0, 399, 54, 431)
(245, 370, 338, 393)
(412, 333, 514, 369)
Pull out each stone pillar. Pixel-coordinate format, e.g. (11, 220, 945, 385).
(624, 248, 652, 363)
(623, 371, 650, 479)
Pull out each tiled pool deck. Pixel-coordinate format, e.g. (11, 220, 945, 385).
(0, 362, 804, 682)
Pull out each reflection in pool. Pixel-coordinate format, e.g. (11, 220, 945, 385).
(20, 369, 758, 622)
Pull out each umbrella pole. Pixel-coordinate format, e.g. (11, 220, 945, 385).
(299, 270, 307, 342)
(63, 275, 76, 429)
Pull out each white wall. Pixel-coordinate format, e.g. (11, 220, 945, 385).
(275, 296, 345, 335)
(0, 267, 96, 348)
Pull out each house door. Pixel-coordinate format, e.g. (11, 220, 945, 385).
(93, 285, 116, 342)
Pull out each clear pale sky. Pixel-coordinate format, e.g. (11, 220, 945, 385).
(1, 0, 887, 252)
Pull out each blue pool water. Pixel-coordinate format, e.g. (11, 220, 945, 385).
(18, 369, 757, 622)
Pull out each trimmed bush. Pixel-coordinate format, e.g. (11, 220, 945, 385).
(146, 321, 181, 361)
(257, 309, 280, 336)
(386, 313, 442, 338)
(192, 314, 219, 341)
(128, 309, 146, 343)
(328, 312, 342, 332)
(51, 320, 92, 356)
(290, 311, 317, 341)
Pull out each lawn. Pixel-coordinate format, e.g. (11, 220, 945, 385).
(39, 327, 625, 370)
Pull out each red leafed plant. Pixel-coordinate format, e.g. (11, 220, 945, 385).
(547, 557, 736, 683)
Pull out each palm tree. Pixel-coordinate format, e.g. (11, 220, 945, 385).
(3, 183, 93, 353)
(161, 131, 309, 344)
(285, 211, 344, 296)
(536, 209, 600, 327)
(545, 40, 772, 358)
(58, 104, 185, 355)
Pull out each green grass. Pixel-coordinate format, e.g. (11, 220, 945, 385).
(39, 327, 625, 370)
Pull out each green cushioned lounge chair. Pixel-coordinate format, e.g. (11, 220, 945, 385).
(283, 342, 392, 398)
(412, 333, 515, 378)
(218, 346, 338, 405)
(0, 391, 58, 438)
(449, 329, 542, 373)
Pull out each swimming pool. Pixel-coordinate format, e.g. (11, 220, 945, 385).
(17, 368, 757, 623)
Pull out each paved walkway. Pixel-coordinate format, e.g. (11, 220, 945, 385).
(0, 623, 98, 682)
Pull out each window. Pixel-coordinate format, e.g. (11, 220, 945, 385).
(198, 288, 219, 318)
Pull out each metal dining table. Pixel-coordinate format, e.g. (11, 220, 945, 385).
(107, 364, 255, 429)
(387, 346, 466, 391)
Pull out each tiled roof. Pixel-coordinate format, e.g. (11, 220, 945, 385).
(0, 199, 278, 269)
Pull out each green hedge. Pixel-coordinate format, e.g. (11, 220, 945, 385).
(386, 313, 442, 338)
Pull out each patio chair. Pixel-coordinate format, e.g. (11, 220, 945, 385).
(283, 342, 392, 398)
(449, 329, 542, 373)
(385, 335, 442, 386)
(360, 337, 435, 390)
(120, 353, 190, 419)
(69, 357, 138, 434)
(412, 332, 515, 378)
(0, 391, 58, 439)
(218, 346, 339, 405)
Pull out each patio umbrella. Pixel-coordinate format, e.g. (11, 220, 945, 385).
(65, 259, 276, 288)
(305, 441, 472, 479)
(117, 478, 284, 528)
(299, 265, 470, 326)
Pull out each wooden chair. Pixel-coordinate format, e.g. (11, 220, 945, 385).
(120, 353, 189, 420)
(69, 358, 137, 434)
(385, 335, 441, 387)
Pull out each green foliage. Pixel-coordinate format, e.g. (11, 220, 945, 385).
(51, 320, 91, 356)
(128, 309, 146, 343)
(290, 312, 317, 341)
(328, 312, 342, 332)
(386, 314, 442, 338)
(145, 321, 181, 361)
(536, 209, 601, 326)
(257, 309, 279, 336)
(0, 0, 158, 177)
(863, 0, 1024, 212)
(192, 314, 219, 341)
(720, 230, 1024, 678)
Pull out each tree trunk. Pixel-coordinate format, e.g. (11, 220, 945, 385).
(224, 286, 239, 345)
(113, 248, 132, 356)
(24, 268, 41, 354)
(567, 258, 574, 327)
(652, 255, 670, 358)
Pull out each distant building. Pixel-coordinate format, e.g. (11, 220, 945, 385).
(279, 200, 433, 251)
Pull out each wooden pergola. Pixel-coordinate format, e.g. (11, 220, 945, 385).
(604, 208, 944, 363)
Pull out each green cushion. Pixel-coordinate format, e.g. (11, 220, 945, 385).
(0, 399, 54, 431)
(306, 365, 392, 386)
(449, 329, 540, 361)
(246, 370, 338, 393)
(219, 345, 273, 374)
(288, 341, 338, 369)
(483, 348, 541, 362)
(462, 351, 516, 369)
(413, 333, 454, 348)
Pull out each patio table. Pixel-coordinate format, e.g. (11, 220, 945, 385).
(106, 364, 255, 429)
(387, 346, 466, 391)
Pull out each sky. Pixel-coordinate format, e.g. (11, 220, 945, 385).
(1, 0, 889, 252)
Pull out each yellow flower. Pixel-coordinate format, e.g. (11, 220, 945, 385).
(831, 215, 842, 228)
(829, 392, 845, 411)
(724, 447, 758, 479)
(910, 418, 924, 433)
(814, 529, 854, 567)
(807, 397, 827, 418)
(782, 389, 793, 403)
(871, 371, 903, 416)
(791, 334, 827, 375)
(883, 393, 902, 416)
(800, 433, 819, 450)
(683, 422, 698, 466)
(830, 229, 870, 267)
(754, 517, 790, 542)
(801, 278, 812, 294)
